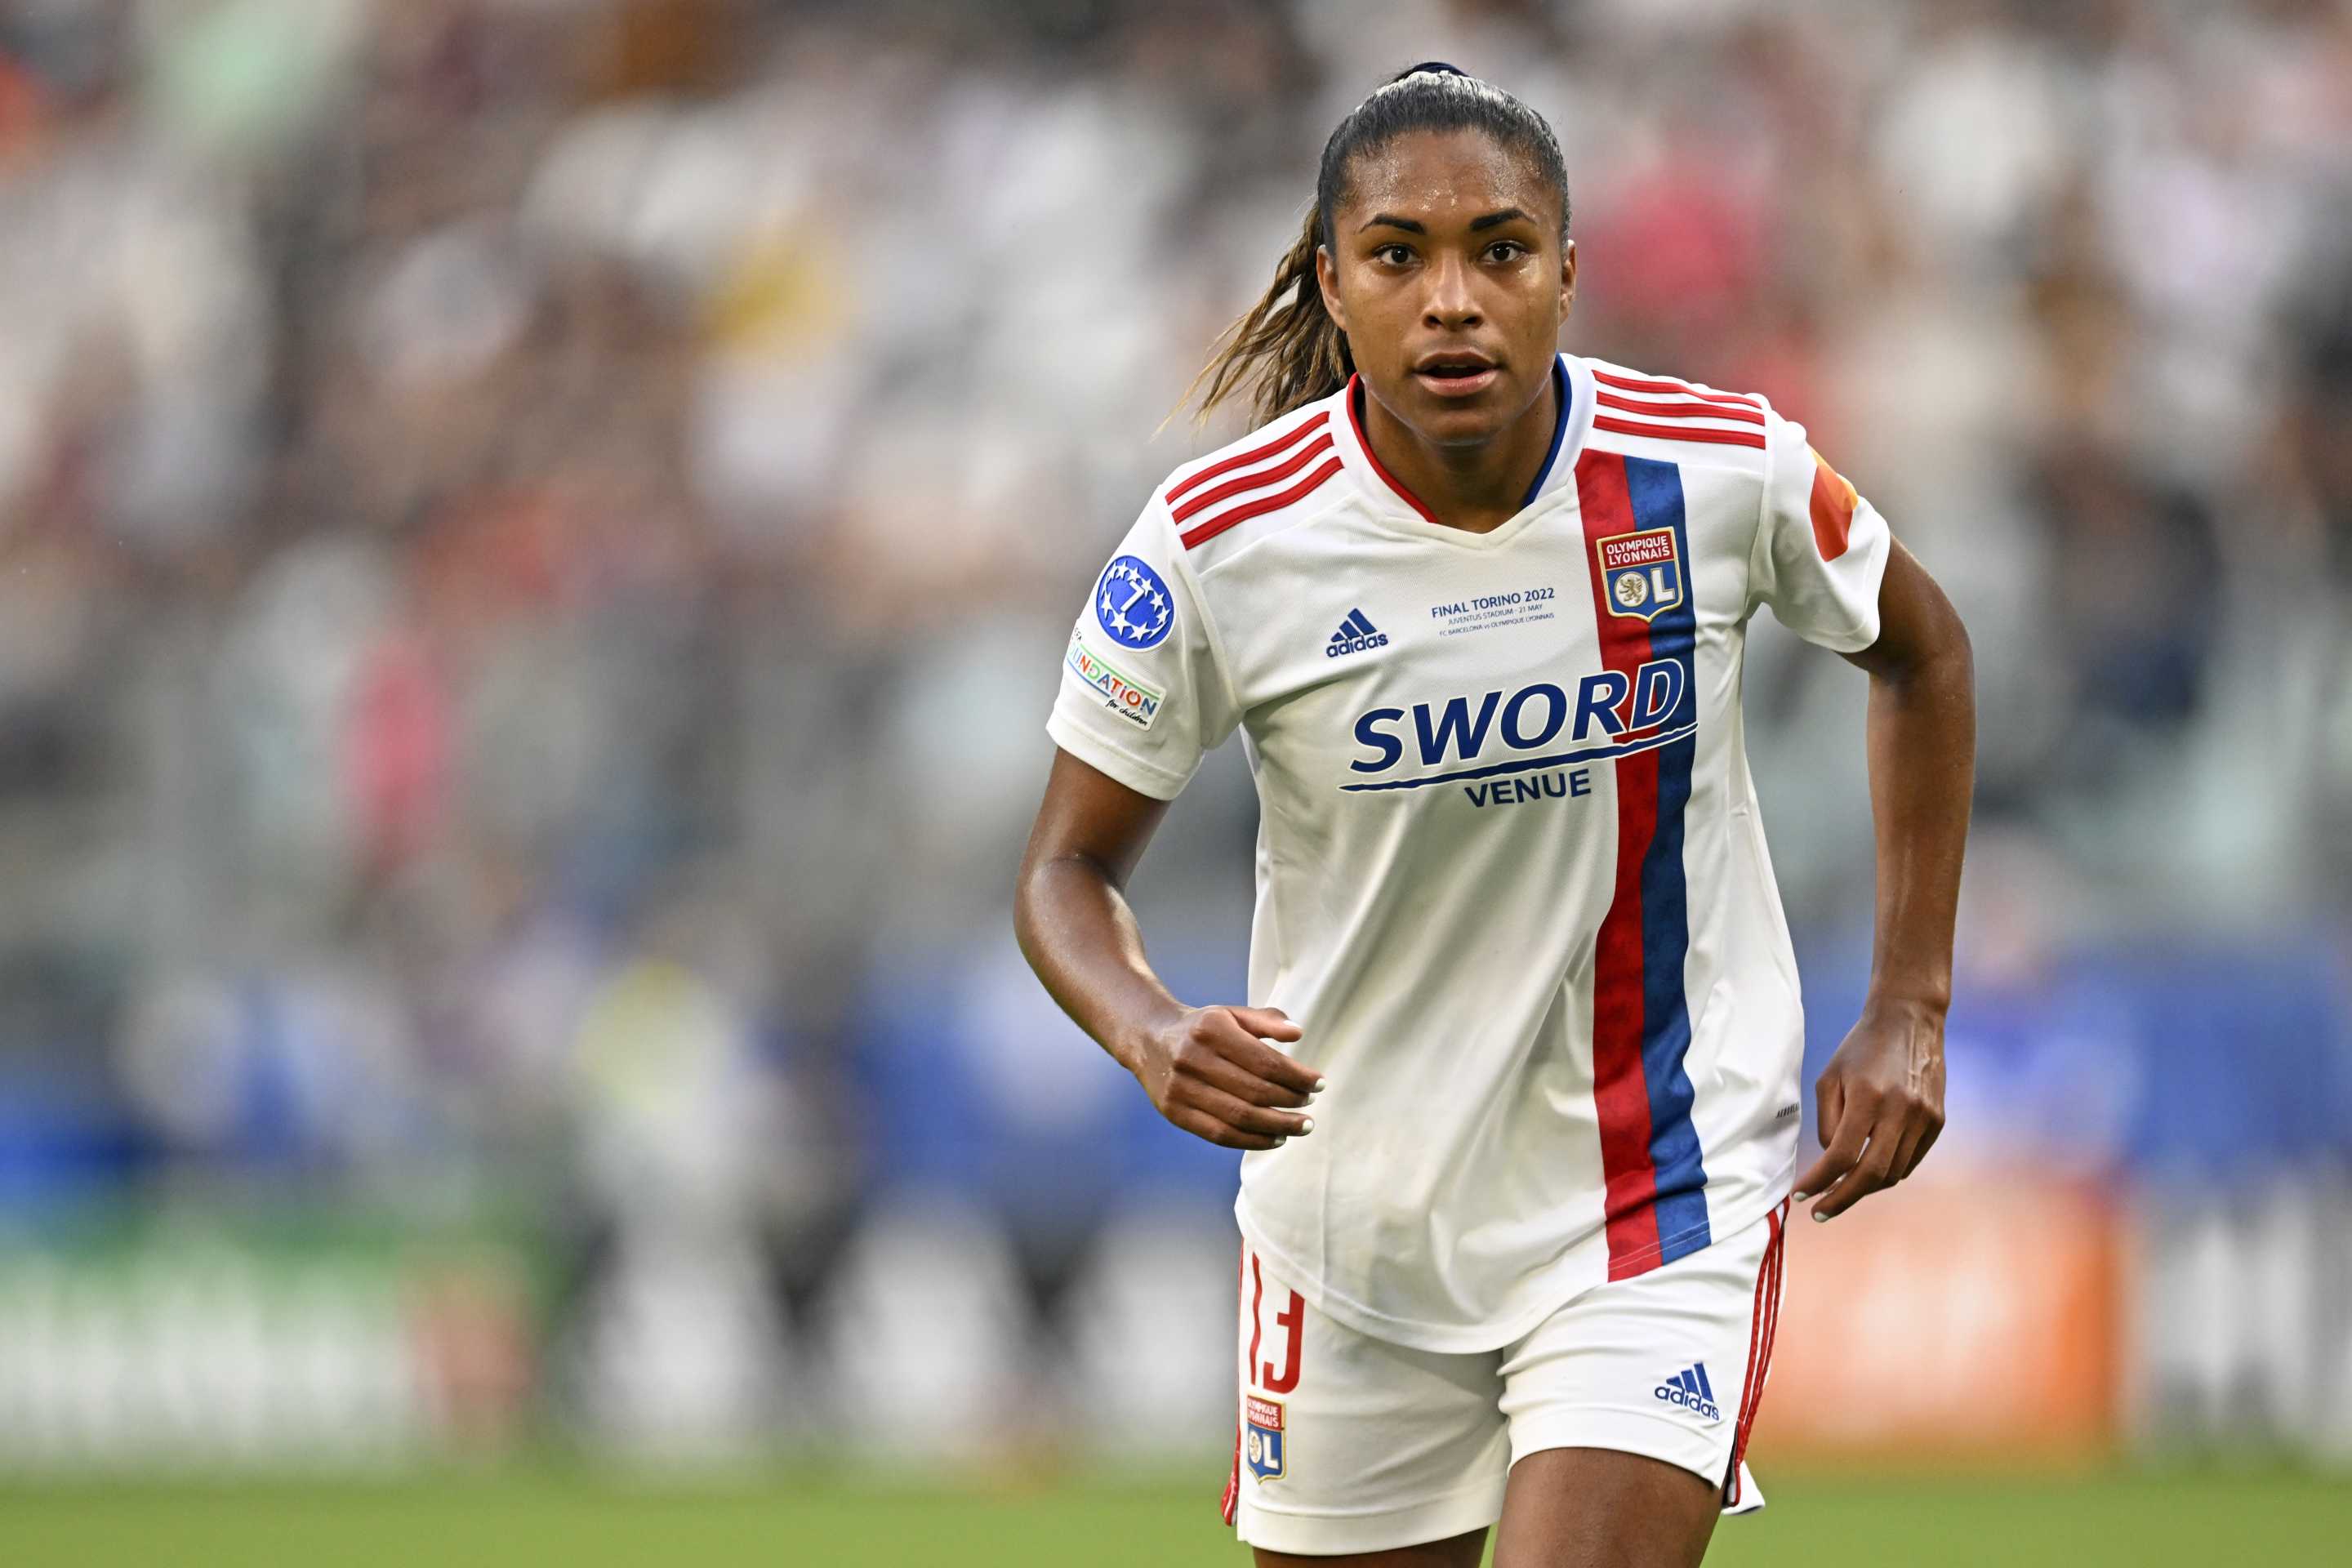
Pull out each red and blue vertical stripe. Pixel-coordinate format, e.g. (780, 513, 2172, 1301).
(1574, 448, 1711, 1279)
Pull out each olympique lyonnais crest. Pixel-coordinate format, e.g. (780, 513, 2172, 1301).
(1244, 1394, 1286, 1481)
(1594, 527, 1684, 621)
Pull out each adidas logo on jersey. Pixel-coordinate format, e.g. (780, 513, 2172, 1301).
(1654, 1363, 1721, 1422)
(1327, 609, 1388, 659)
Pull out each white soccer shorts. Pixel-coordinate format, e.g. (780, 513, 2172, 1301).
(1221, 1202, 1788, 1557)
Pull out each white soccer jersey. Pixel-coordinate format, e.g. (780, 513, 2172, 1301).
(1048, 354, 1891, 1352)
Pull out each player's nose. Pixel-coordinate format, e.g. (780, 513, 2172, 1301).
(1421, 252, 1481, 329)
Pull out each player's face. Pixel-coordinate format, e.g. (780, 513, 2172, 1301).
(1315, 129, 1575, 449)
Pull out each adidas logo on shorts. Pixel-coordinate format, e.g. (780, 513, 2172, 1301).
(1325, 608, 1388, 659)
(1654, 1362, 1721, 1422)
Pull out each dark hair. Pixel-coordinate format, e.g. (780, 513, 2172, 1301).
(1185, 64, 1571, 426)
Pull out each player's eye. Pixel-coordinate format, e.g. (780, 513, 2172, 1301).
(1374, 243, 1415, 266)
(1486, 240, 1528, 262)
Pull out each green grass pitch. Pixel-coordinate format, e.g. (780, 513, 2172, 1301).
(0, 1466, 2342, 1566)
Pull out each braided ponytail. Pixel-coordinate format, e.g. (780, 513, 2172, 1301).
(1183, 63, 1569, 427)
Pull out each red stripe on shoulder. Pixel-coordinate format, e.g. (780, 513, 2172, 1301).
(1165, 410, 1330, 505)
(1592, 415, 1767, 450)
(1594, 389, 1765, 426)
(1592, 369, 1760, 408)
(1171, 431, 1336, 524)
(1180, 456, 1343, 550)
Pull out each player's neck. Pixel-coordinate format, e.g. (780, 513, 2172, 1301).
(1358, 372, 1558, 535)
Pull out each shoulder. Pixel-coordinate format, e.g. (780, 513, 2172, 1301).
(1151, 392, 1351, 567)
(1576, 354, 1788, 472)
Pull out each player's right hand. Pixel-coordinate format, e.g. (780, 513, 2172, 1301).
(1129, 1005, 1323, 1151)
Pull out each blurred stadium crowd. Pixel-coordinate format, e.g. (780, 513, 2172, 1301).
(0, 0, 2348, 1469)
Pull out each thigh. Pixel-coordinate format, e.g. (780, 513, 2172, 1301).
(1493, 1202, 1790, 1562)
(1492, 1447, 1716, 1568)
(1254, 1526, 1488, 1568)
(1226, 1241, 1510, 1561)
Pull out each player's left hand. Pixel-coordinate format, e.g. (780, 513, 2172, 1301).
(1793, 996, 1946, 1222)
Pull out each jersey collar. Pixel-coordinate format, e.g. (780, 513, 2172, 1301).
(1332, 353, 1593, 540)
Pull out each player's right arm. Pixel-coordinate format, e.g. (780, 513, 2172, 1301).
(1015, 751, 1321, 1151)
(1013, 500, 1322, 1152)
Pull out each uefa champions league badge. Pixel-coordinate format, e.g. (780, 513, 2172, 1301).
(1094, 555, 1174, 650)
(1244, 1395, 1286, 1482)
(1594, 528, 1685, 621)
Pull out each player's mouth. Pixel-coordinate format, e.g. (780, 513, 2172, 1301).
(1411, 352, 1499, 399)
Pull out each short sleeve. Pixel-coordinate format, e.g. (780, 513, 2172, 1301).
(1046, 500, 1240, 800)
(1748, 404, 1893, 653)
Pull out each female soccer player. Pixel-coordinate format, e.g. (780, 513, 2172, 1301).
(1013, 65, 1973, 1568)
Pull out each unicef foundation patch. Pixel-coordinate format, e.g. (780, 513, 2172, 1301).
(1064, 634, 1165, 730)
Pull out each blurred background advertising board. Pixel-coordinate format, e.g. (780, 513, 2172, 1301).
(0, 1216, 536, 1468)
(1753, 1178, 2127, 1463)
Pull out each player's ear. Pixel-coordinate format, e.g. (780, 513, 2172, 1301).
(1316, 244, 1348, 334)
(1557, 239, 1577, 320)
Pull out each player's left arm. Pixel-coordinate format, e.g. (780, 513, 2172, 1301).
(1794, 541, 1976, 1221)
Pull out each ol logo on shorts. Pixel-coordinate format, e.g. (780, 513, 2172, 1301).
(1095, 555, 1174, 649)
(1244, 1395, 1286, 1481)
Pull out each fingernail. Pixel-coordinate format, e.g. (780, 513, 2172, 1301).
(1274, 1137, 1288, 1147)
(1299, 1117, 1315, 1134)
(1791, 1191, 1811, 1202)
(1312, 1077, 1329, 1093)
(1811, 1209, 1829, 1223)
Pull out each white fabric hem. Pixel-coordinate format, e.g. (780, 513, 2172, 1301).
(1508, 1404, 1760, 1517)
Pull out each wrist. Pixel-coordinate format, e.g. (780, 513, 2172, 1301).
(1111, 994, 1189, 1075)
(1862, 991, 1938, 1020)
(1861, 986, 1949, 1021)
(1855, 991, 1950, 1077)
